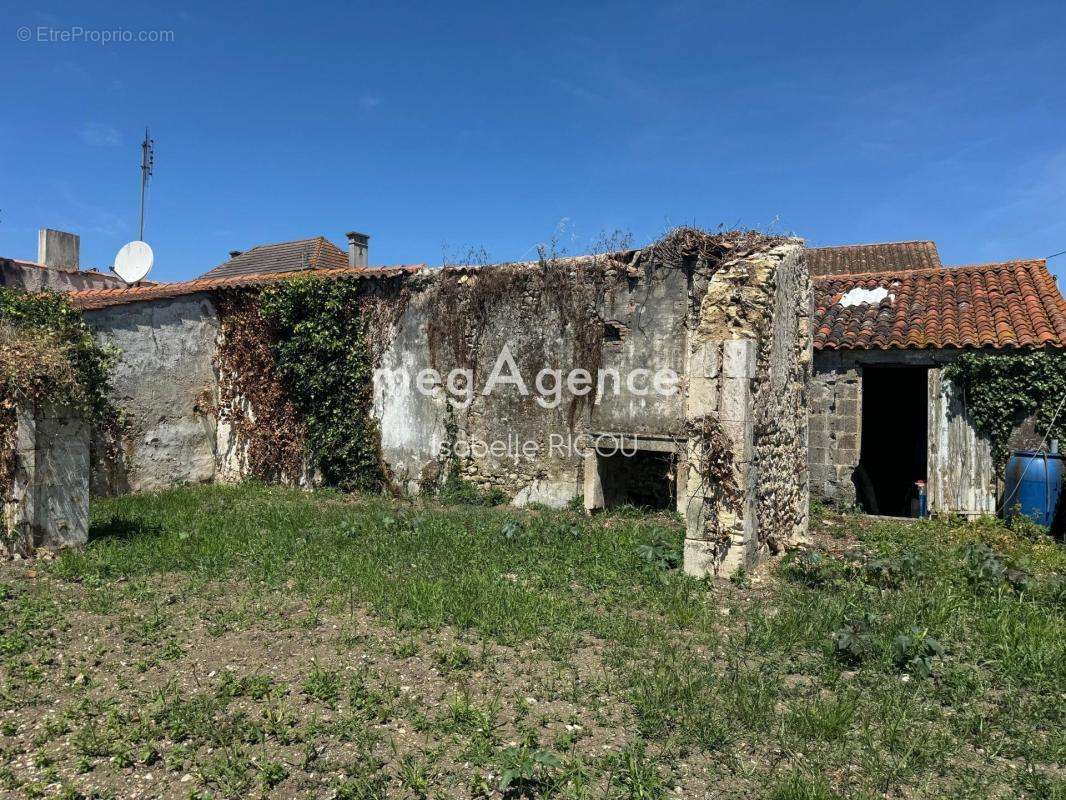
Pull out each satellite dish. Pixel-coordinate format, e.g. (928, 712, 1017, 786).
(113, 240, 154, 284)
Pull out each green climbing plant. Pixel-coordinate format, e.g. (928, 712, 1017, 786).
(0, 287, 117, 424)
(944, 351, 1066, 466)
(258, 276, 384, 492)
(0, 287, 119, 516)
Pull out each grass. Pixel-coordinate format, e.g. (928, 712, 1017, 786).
(0, 482, 1062, 798)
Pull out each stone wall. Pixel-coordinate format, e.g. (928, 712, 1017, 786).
(1, 258, 126, 293)
(85, 294, 221, 495)
(809, 348, 998, 515)
(682, 244, 811, 576)
(2, 403, 89, 555)
(374, 255, 693, 507)
(808, 350, 862, 505)
(80, 234, 813, 579)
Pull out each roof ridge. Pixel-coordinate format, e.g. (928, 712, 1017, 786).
(813, 259, 1048, 282)
(807, 240, 937, 250)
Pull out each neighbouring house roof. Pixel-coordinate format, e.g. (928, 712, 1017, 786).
(67, 265, 424, 311)
(198, 236, 349, 280)
(807, 241, 941, 276)
(814, 259, 1066, 350)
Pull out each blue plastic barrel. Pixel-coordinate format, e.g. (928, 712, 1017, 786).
(1004, 450, 1065, 527)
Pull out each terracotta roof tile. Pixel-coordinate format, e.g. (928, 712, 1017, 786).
(69, 265, 423, 311)
(198, 236, 349, 280)
(806, 240, 941, 276)
(814, 260, 1066, 350)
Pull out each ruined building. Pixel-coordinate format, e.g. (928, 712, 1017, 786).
(52, 228, 812, 577)
(8, 225, 1066, 570)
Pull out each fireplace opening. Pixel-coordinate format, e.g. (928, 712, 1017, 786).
(597, 449, 676, 511)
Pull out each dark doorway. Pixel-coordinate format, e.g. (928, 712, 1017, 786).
(855, 366, 928, 516)
(598, 450, 676, 511)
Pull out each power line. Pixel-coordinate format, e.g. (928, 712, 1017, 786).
(1047, 249, 1066, 260)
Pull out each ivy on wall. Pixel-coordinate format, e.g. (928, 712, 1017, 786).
(424, 256, 607, 430)
(944, 351, 1066, 466)
(258, 276, 385, 492)
(214, 290, 307, 483)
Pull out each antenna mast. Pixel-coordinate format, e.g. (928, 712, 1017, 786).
(138, 128, 154, 241)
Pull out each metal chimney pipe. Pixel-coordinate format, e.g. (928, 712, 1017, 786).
(346, 231, 369, 268)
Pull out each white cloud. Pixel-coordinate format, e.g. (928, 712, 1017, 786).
(79, 123, 121, 147)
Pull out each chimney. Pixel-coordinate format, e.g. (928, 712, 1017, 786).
(229, 250, 243, 259)
(346, 231, 369, 268)
(38, 229, 79, 272)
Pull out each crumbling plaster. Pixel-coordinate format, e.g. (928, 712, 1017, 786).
(2, 403, 89, 555)
(83, 236, 812, 577)
(86, 294, 220, 495)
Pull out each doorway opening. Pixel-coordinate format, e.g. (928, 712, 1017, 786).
(855, 366, 928, 517)
(598, 449, 676, 511)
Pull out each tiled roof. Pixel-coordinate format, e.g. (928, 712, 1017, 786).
(198, 237, 349, 280)
(69, 265, 422, 311)
(807, 240, 941, 276)
(814, 260, 1066, 350)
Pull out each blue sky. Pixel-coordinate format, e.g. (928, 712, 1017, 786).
(3, 1, 1066, 284)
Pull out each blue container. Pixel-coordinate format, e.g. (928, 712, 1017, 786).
(1004, 450, 1065, 527)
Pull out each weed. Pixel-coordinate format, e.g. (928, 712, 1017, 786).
(830, 613, 876, 665)
(729, 566, 751, 588)
(500, 521, 524, 540)
(497, 746, 563, 796)
(863, 552, 922, 587)
(217, 671, 276, 701)
(257, 760, 288, 789)
(780, 549, 852, 588)
(302, 663, 342, 706)
(767, 771, 842, 800)
(606, 741, 668, 799)
(433, 644, 474, 674)
(891, 628, 944, 678)
(786, 692, 858, 742)
(636, 538, 681, 572)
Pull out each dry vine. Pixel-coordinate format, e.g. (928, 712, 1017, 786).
(214, 290, 307, 484)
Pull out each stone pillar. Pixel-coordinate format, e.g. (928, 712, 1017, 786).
(1, 403, 89, 556)
(681, 242, 810, 578)
(682, 339, 758, 578)
(33, 408, 90, 548)
(582, 450, 604, 511)
(2, 405, 36, 556)
(717, 339, 757, 574)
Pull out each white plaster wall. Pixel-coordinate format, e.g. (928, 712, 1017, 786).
(372, 295, 447, 494)
(86, 294, 221, 494)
